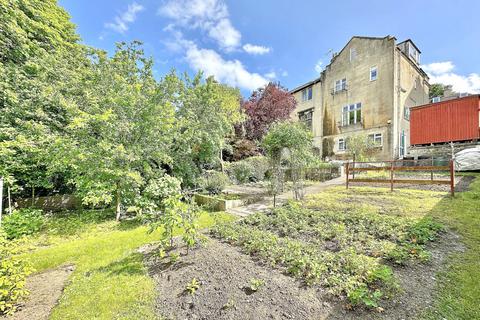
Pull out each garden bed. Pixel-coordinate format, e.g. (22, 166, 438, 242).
(194, 193, 264, 211)
(146, 186, 463, 319)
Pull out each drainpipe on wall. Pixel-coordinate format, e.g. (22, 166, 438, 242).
(394, 49, 402, 159)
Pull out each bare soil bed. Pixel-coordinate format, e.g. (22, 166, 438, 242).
(144, 232, 461, 320)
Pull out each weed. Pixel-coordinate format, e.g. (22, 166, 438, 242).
(249, 278, 265, 292)
(185, 278, 200, 295)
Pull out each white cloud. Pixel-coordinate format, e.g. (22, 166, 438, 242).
(281, 70, 288, 77)
(264, 71, 276, 79)
(208, 19, 241, 51)
(184, 42, 268, 91)
(105, 2, 144, 34)
(159, 0, 241, 51)
(243, 44, 271, 55)
(315, 60, 323, 74)
(422, 61, 480, 94)
(422, 61, 454, 75)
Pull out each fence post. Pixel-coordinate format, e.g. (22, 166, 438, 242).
(450, 159, 455, 197)
(345, 162, 349, 189)
(431, 156, 434, 181)
(390, 161, 394, 192)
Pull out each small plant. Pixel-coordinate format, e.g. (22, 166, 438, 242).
(185, 278, 200, 295)
(221, 298, 236, 310)
(347, 285, 383, 308)
(249, 278, 265, 292)
(169, 252, 180, 264)
(0, 232, 33, 315)
(2, 209, 44, 239)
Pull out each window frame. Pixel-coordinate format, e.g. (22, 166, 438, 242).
(368, 133, 383, 146)
(404, 106, 411, 121)
(341, 102, 362, 126)
(350, 48, 357, 62)
(338, 138, 346, 151)
(370, 66, 378, 81)
(334, 78, 347, 93)
(298, 109, 313, 131)
(302, 86, 313, 101)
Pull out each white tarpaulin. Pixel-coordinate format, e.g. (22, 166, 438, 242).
(455, 147, 480, 171)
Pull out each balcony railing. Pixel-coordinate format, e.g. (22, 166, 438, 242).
(331, 84, 348, 95)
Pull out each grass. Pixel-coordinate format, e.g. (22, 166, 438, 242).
(420, 174, 480, 320)
(20, 209, 234, 320)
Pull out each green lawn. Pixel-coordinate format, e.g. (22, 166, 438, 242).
(421, 174, 480, 320)
(22, 210, 233, 320)
(17, 175, 480, 319)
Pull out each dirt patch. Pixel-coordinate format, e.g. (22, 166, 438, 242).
(5, 265, 75, 320)
(326, 230, 464, 320)
(144, 239, 332, 320)
(144, 231, 462, 320)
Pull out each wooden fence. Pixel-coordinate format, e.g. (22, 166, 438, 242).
(345, 159, 455, 196)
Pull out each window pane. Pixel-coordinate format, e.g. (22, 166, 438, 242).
(356, 109, 361, 123)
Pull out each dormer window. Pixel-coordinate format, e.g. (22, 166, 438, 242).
(302, 86, 313, 101)
(408, 43, 420, 63)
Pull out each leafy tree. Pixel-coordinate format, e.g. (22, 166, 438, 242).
(0, 0, 88, 198)
(429, 83, 445, 99)
(58, 42, 176, 220)
(242, 82, 297, 142)
(172, 75, 243, 186)
(346, 134, 378, 161)
(262, 122, 314, 203)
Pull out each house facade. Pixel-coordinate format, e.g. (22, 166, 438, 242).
(291, 36, 430, 160)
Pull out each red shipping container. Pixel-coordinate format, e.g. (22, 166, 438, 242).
(410, 95, 480, 145)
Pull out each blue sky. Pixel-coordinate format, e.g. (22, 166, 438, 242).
(59, 0, 480, 95)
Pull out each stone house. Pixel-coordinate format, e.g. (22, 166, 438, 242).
(291, 36, 430, 160)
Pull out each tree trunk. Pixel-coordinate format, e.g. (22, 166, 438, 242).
(31, 186, 35, 206)
(115, 182, 121, 221)
(7, 185, 11, 215)
(220, 149, 225, 173)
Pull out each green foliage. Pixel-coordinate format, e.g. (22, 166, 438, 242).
(172, 76, 243, 186)
(429, 83, 445, 99)
(226, 156, 270, 184)
(0, 232, 33, 315)
(248, 278, 265, 292)
(262, 122, 314, 200)
(2, 208, 44, 239)
(346, 134, 378, 161)
(212, 190, 444, 308)
(199, 170, 230, 195)
(185, 278, 200, 295)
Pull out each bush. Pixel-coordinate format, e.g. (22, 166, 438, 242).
(226, 156, 270, 184)
(0, 232, 33, 315)
(199, 171, 230, 194)
(230, 161, 253, 184)
(2, 209, 44, 239)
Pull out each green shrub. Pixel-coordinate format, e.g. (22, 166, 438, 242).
(199, 171, 230, 194)
(226, 156, 269, 183)
(0, 232, 33, 315)
(2, 209, 44, 239)
(231, 161, 253, 183)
